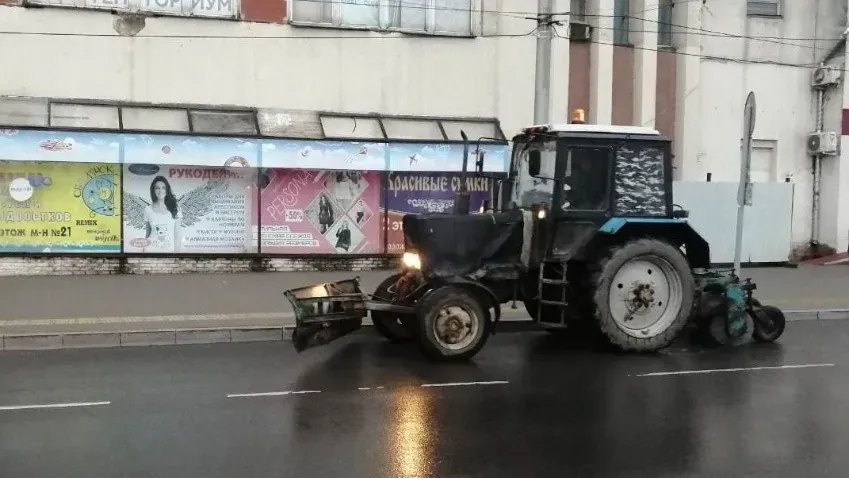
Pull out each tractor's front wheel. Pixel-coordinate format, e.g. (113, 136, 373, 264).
(416, 286, 491, 362)
(371, 274, 416, 343)
(592, 238, 695, 352)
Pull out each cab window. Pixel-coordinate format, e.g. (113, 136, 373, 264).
(559, 146, 612, 212)
(511, 139, 556, 209)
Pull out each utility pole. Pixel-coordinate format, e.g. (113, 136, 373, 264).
(533, 0, 554, 125)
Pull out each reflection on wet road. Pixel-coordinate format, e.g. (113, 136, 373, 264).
(2, 320, 849, 477)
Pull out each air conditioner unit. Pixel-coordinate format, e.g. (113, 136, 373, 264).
(807, 131, 838, 155)
(812, 65, 841, 88)
(569, 22, 592, 41)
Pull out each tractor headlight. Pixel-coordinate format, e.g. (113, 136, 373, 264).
(402, 252, 422, 270)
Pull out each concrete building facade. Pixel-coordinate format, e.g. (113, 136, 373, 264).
(0, 0, 847, 275)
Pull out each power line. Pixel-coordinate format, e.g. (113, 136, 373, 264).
(587, 25, 835, 53)
(3, 0, 847, 59)
(0, 22, 837, 73)
(8, 0, 848, 47)
(551, 25, 834, 71)
(630, 15, 846, 43)
(0, 21, 843, 55)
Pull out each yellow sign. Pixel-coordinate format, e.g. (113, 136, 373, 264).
(0, 161, 121, 252)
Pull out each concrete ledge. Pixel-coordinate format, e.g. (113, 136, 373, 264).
(63, 332, 121, 348)
(3, 334, 63, 350)
(176, 329, 231, 344)
(786, 309, 849, 321)
(3, 310, 849, 351)
(0, 321, 538, 351)
(120, 331, 177, 347)
(231, 328, 282, 343)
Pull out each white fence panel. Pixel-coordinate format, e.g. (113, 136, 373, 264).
(672, 181, 794, 264)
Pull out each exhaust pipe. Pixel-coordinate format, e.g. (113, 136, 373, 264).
(454, 130, 471, 215)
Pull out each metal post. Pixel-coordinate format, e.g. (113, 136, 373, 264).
(734, 92, 756, 277)
(533, 0, 553, 125)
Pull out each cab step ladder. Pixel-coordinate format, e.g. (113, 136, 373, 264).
(538, 259, 569, 326)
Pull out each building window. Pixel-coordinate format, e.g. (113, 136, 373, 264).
(121, 107, 190, 132)
(189, 110, 258, 135)
(0, 97, 49, 127)
(570, 0, 586, 23)
(747, 0, 780, 16)
(50, 103, 120, 129)
(290, 0, 474, 36)
(317, 113, 505, 140)
(657, 0, 673, 46)
(613, 0, 630, 44)
(319, 115, 384, 139)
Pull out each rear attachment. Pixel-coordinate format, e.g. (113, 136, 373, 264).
(284, 278, 368, 352)
(284, 276, 416, 352)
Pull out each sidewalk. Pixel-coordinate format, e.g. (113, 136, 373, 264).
(1, 265, 848, 349)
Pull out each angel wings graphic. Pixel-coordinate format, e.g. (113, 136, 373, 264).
(123, 178, 231, 233)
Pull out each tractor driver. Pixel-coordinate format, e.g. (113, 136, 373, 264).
(560, 148, 609, 211)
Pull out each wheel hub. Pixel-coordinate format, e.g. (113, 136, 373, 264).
(625, 283, 656, 318)
(434, 306, 474, 347)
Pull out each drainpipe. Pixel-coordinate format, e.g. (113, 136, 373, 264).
(812, 79, 824, 246)
(810, 26, 849, 246)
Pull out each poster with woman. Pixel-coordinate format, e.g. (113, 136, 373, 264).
(122, 164, 256, 254)
(259, 169, 381, 254)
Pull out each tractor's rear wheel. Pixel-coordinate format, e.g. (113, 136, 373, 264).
(371, 273, 416, 343)
(592, 238, 695, 352)
(416, 286, 491, 362)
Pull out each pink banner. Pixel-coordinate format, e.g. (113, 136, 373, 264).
(259, 169, 382, 254)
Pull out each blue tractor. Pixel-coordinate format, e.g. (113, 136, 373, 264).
(284, 123, 786, 361)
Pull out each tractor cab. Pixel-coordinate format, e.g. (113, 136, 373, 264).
(498, 122, 674, 224)
(475, 120, 679, 267)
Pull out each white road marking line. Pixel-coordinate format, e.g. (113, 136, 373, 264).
(420, 380, 509, 388)
(358, 387, 370, 391)
(0, 401, 111, 411)
(636, 363, 836, 377)
(226, 390, 321, 398)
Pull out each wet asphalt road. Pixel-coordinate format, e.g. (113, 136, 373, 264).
(1, 321, 849, 478)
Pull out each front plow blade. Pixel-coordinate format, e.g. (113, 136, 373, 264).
(284, 277, 368, 352)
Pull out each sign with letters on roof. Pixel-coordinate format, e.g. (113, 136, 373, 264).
(25, 0, 239, 19)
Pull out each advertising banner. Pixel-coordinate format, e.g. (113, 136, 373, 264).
(387, 142, 510, 173)
(122, 164, 256, 254)
(381, 172, 493, 253)
(123, 134, 258, 168)
(0, 128, 120, 164)
(0, 161, 121, 252)
(260, 169, 381, 254)
(261, 139, 387, 171)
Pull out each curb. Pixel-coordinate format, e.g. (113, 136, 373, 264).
(2, 309, 848, 352)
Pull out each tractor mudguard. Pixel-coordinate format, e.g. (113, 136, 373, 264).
(416, 277, 502, 330)
(598, 217, 711, 269)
